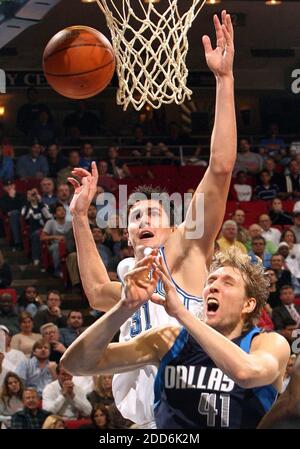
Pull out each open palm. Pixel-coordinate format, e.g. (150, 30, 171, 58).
(203, 10, 234, 78)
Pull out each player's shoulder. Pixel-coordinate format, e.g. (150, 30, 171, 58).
(251, 330, 291, 353)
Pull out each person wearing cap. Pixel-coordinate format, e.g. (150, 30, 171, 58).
(0, 325, 26, 387)
(0, 293, 19, 336)
(277, 241, 300, 296)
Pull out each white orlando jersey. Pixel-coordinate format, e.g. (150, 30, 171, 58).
(113, 247, 203, 426)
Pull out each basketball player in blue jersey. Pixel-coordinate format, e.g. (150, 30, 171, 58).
(67, 11, 236, 427)
(62, 249, 290, 429)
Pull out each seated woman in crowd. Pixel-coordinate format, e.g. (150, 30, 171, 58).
(10, 312, 41, 357)
(269, 197, 293, 225)
(0, 372, 24, 428)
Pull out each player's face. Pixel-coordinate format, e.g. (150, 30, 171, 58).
(203, 266, 255, 336)
(128, 200, 172, 255)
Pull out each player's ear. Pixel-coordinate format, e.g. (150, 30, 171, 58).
(242, 297, 256, 315)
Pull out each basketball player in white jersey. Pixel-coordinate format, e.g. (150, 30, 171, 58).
(68, 11, 236, 428)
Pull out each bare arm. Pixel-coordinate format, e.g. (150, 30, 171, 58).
(182, 12, 236, 254)
(164, 13, 237, 294)
(68, 162, 122, 311)
(61, 294, 176, 376)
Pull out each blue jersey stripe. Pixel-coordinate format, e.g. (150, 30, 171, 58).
(154, 327, 188, 410)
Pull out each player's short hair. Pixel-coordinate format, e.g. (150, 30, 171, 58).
(209, 248, 269, 332)
(128, 185, 175, 226)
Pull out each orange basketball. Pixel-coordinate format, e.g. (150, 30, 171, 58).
(43, 25, 115, 99)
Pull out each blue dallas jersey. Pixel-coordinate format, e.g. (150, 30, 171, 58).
(154, 327, 277, 429)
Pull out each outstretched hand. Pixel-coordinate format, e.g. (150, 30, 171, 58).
(68, 161, 98, 217)
(202, 10, 234, 78)
(151, 256, 186, 319)
(123, 250, 159, 309)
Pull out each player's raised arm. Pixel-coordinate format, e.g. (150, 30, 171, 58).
(68, 162, 121, 311)
(61, 256, 174, 376)
(182, 11, 236, 254)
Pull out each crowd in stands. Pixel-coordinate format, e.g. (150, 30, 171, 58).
(1, 89, 300, 428)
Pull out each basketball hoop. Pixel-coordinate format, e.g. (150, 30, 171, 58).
(95, 0, 207, 110)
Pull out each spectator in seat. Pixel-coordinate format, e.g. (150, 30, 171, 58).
(277, 242, 300, 296)
(265, 268, 281, 309)
(0, 144, 14, 181)
(253, 169, 279, 201)
(263, 157, 283, 186)
(60, 311, 84, 348)
(0, 372, 24, 427)
(15, 339, 57, 396)
(231, 170, 252, 202)
(270, 254, 292, 291)
(106, 146, 131, 179)
(97, 160, 118, 193)
(269, 197, 293, 226)
(17, 286, 45, 317)
(248, 236, 272, 269)
(16, 87, 52, 136)
(272, 285, 300, 337)
(16, 142, 49, 180)
(40, 323, 66, 364)
(46, 143, 67, 179)
(280, 229, 300, 261)
(259, 213, 281, 247)
(66, 226, 115, 288)
(245, 223, 276, 255)
(278, 159, 300, 200)
(281, 354, 297, 393)
(87, 375, 114, 408)
(80, 404, 111, 429)
(259, 123, 286, 159)
(10, 312, 41, 357)
(87, 203, 97, 227)
(21, 188, 52, 266)
(63, 101, 101, 136)
(79, 141, 95, 171)
(40, 203, 72, 278)
(231, 209, 249, 244)
(0, 294, 20, 336)
(33, 290, 67, 333)
(217, 220, 247, 254)
(42, 414, 66, 429)
(40, 177, 57, 208)
(0, 180, 25, 251)
(28, 110, 57, 147)
(290, 210, 300, 244)
(234, 138, 263, 175)
(0, 250, 12, 288)
(56, 183, 72, 222)
(57, 150, 81, 186)
(10, 387, 50, 429)
(42, 364, 92, 420)
(0, 325, 26, 387)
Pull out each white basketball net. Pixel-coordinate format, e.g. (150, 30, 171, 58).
(96, 0, 206, 111)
